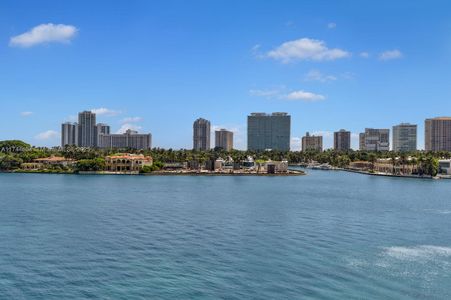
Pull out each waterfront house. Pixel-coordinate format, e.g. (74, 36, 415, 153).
(105, 154, 152, 172)
(22, 156, 76, 170)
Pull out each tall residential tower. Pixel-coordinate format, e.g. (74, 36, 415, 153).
(425, 117, 451, 151)
(78, 111, 96, 147)
(61, 122, 78, 147)
(247, 112, 290, 151)
(334, 129, 351, 151)
(215, 129, 233, 151)
(193, 118, 211, 151)
(392, 123, 417, 152)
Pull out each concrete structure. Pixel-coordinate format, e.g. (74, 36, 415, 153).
(98, 129, 152, 149)
(247, 112, 291, 151)
(425, 117, 451, 152)
(215, 129, 233, 151)
(360, 128, 390, 151)
(334, 129, 351, 151)
(61, 122, 78, 147)
(95, 123, 110, 147)
(78, 111, 97, 147)
(302, 132, 323, 152)
(359, 133, 366, 151)
(439, 159, 451, 175)
(392, 123, 417, 152)
(105, 154, 153, 172)
(193, 118, 211, 151)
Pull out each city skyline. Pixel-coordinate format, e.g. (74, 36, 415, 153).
(2, 1, 451, 149)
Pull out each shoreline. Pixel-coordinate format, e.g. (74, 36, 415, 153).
(0, 170, 305, 176)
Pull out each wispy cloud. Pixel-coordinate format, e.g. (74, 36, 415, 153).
(35, 130, 58, 140)
(90, 108, 121, 116)
(249, 89, 281, 98)
(121, 117, 142, 123)
(291, 137, 301, 150)
(20, 111, 33, 117)
(360, 52, 370, 58)
(9, 23, 78, 48)
(266, 38, 350, 63)
(250, 87, 326, 102)
(379, 49, 403, 61)
(116, 124, 142, 134)
(284, 90, 326, 102)
(327, 22, 336, 29)
(304, 70, 337, 82)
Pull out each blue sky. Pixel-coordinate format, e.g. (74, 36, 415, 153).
(1, 0, 451, 150)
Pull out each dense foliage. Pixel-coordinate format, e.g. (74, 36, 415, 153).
(0, 140, 446, 176)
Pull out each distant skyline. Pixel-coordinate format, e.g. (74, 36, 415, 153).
(1, 0, 451, 150)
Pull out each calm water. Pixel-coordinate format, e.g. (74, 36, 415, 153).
(1, 170, 451, 299)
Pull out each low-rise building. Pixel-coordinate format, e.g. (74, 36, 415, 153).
(105, 154, 152, 172)
(439, 159, 451, 175)
(22, 156, 76, 170)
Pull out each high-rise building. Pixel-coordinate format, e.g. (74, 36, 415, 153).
(425, 117, 451, 151)
(98, 129, 152, 150)
(334, 129, 351, 151)
(392, 123, 417, 152)
(78, 111, 96, 147)
(359, 133, 366, 151)
(247, 112, 290, 151)
(61, 122, 78, 147)
(95, 123, 110, 147)
(215, 129, 233, 151)
(359, 128, 390, 151)
(193, 118, 211, 150)
(302, 132, 323, 152)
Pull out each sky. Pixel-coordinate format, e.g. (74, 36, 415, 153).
(1, 0, 451, 150)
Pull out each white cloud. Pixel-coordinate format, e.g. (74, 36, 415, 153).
(379, 49, 403, 61)
(9, 23, 78, 48)
(304, 70, 337, 82)
(327, 22, 336, 29)
(121, 117, 142, 123)
(35, 130, 58, 140)
(291, 137, 301, 151)
(64, 115, 77, 122)
(284, 90, 326, 102)
(91, 108, 121, 116)
(211, 124, 246, 150)
(249, 89, 281, 98)
(116, 124, 142, 134)
(311, 130, 333, 138)
(20, 111, 33, 117)
(266, 38, 350, 63)
(360, 52, 370, 58)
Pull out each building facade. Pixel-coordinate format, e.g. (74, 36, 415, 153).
(193, 118, 211, 151)
(425, 117, 451, 152)
(105, 154, 153, 172)
(247, 112, 291, 151)
(360, 128, 390, 151)
(392, 123, 417, 152)
(95, 123, 110, 147)
(61, 122, 78, 147)
(334, 129, 351, 151)
(215, 129, 233, 151)
(78, 111, 96, 147)
(302, 132, 323, 152)
(98, 129, 152, 149)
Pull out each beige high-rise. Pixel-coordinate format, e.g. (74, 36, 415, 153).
(215, 129, 233, 151)
(425, 117, 451, 151)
